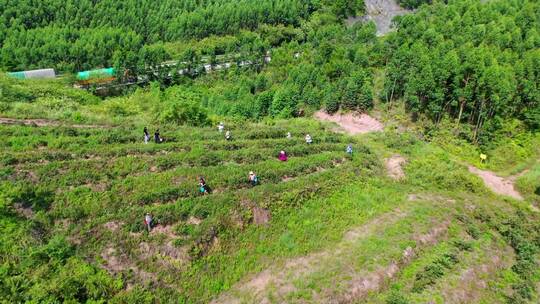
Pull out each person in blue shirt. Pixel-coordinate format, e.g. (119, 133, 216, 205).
(248, 171, 258, 186)
(199, 177, 211, 195)
(346, 144, 353, 155)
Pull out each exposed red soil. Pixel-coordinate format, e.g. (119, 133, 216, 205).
(314, 111, 384, 135)
(468, 166, 523, 200)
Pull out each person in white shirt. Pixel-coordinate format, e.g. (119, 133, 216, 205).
(305, 134, 313, 144)
(144, 213, 153, 232)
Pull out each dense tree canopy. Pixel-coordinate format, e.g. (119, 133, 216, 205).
(398, 0, 434, 9)
(384, 0, 540, 141)
(0, 0, 536, 138)
(0, 0, 315, 72)
(195, 17, 378, 120)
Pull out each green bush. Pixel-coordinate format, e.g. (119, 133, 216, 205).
(35, 235, 74, 262)
(407, 146, 484, 193)
(452, 240, 473, 252)
(324, 88, 340, 114)
(161, 99, 210, 126)
(480, 210, 540, 303)
(192, 204, 211, 219)
(386, 290, 410, 304)
(515, 163, 540, 201)
(270, 86, 299, 118)
(175, 222, 195, 236)
(398, 0, 431, 9)
(412, 251, 459, 292)
(6, 183, 54, 212)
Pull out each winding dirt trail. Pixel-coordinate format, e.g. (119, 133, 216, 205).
(468, 166, 523, 200)
(211, 206, 451, 304)
(314, 111, 384, 135)
(0, 117, 105, 128)
(211, 208, 408, 304)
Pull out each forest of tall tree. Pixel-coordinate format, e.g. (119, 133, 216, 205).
(383, 0, 539, 142)
(0, 0, 366, 73)
(0, 0, 315, 71)
(0, 0, 538, 139)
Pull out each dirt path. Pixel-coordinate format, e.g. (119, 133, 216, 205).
(336, 221, 449, 303)
(386, 155, 406, 180)
(213, 216, 449, 304)
(0, 117, 105, 128)
(314, 111, 384, 135)
(211, 207, 441, 304)
(468, 166, 523, 200)
(347, 0, 411, 36)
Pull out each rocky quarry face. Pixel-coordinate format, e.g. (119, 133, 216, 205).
(347, 0, 412, 36)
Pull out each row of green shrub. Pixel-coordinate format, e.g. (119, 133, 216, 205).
(112, 152, 347, 206)
(0, 186, 123, 303)
(463, 206, 540, 303)
(8, 139, 350, 188)
(1, 120, 340, 155)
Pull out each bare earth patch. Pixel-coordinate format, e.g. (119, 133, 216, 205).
(336, 221, 449, 303)
(13, 203, 34, 219)
(386, 155, 406, 180)
(150, 224, 177, 238)
(314, 111, 384, 135)
(103, 221, 124, 232)
(101, 247, 129, 274)
(407, 193, 456, 204)
(281, 175, 295, 182)
(241, 200, 272, 225)
(468, 166, 523, 200)
(139, 241, 190, 265)
(346, 0, 412, 36)
(187, 216, 203, 225)
(252, 207, 271, 225)
(100, 246, 157, 286)
(84, 182, 108, 192)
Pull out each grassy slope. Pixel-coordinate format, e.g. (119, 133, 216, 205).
(211, 129, 540, 304)
(1, 76, 539, 303)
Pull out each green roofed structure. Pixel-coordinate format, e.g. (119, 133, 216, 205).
(76, 67, 115, 80)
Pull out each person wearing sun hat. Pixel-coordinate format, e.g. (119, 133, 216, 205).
(248, 171, 258, 186)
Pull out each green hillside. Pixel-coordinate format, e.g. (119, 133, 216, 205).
(1, 0, 539, 303)
(1, 79, 539, 302)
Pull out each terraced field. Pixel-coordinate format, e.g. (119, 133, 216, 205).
(1, 119, 372, 301)
(2, 116, 539, 303)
